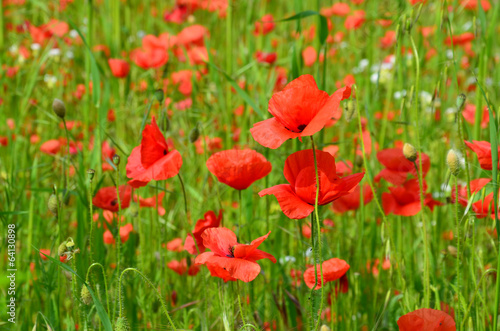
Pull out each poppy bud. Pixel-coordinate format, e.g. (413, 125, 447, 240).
(81, 286, 92, 305)
(456, 93, 466, 111)
(87, 169, 95, 182)
(405, 17, 412, 33)
(344, 99, 356, 122)
(403, 143, 417, 162)
(115, 317, 130, 331)
(189, 126, 200, 143)
(447, 149, 460, 176)
(154, 89, 164, 105)
(113, 154, 120, 166)
(58, 241, 67, 256)
(52, 99, 66, 118)
(447, 245, 457, 257)
(320, 325, 331, 331)
(48, 194, 60, 216)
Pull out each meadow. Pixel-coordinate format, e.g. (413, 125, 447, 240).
(0, 0, 499, 330)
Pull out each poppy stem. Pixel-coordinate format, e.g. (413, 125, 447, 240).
(237, 282, 247, 329)
(409, 34, 431, 308)
(238, 189, 243, 236)
(454, 175, 461, 327)
(177, 173, 190, 223)
(117, 268, 177, 330)
(115, 163, 122, 275)
(310, 136, 324, 331)
(86, 262, 110, 317)
(88, 175, 94, 262)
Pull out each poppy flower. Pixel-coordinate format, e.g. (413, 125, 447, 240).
(130, 35, 169, 69)
(321, 3, 350, 17)
(250, 75, 351, 149)
(452, 178, 491, 203)
(126, 117, 183, 188)
(185, 210, 223, 254)
(167, 258, 200, 276)
(382, 179, 441, 216)
(462, 104, 489, 129)
(461, 0, 491, 11)
(194, 227, 276, 282)
(375, 148, 430, 185)
(171, 70, 193, 96)
(134, 192, 166, 216)
(108, 58, 130, 78)
(165, 238, 184, 252)
(303, 258, 350, 289)
(397, 308, 456, 331)
(255, 51, 277, 65)
(345, 10, 366, 30)
(40, 139, 62, 155)
(464, 140, 500, 170)
(206, 149, 272, 190)
(331, 183, 373, 213)
(253, 14, 275, 36)
(92, 185, 132, 212)
(103, 223, 134, 244)
(259, 149, 365, 219)
(302, 46, 317, 67)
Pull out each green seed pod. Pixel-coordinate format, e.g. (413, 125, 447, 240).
(456, 93, 466, 111)
(344, 98, 356, 122)
(403, 143, 417, 162)
(189, 126, 200, 143)
(48, 194, 59, 216)
(52, 99, 66, 119)
(81, 286, 92, 305)
(115, 317, 130, 331)
(154, 89, 164, 105)
(87, 169, 95, 182)
(113, 154, 120, 166)
(447, 149, 460, 177)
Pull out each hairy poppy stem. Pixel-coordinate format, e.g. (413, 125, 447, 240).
(409, 34, 430, 307)
(118, 268, 177, 330)
(453, 175, 461, 326)
(88, 177, 94, 262)
(310, 136, 324, 331)
(238, 189, 243, 237)
(86, 262, 110, 317)
(237, 283, 247, 329)
(115, 163, 122, 274)
(177, 173, 190, 223)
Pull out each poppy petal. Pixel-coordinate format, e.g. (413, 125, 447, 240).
(259, 184, 314, 219)
(250, 118, 300, 149)
(206, 256, 262, 282)
(201, 227, 238, 257)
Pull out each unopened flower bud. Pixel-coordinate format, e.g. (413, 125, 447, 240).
(115, 317, 130, 331)
(52, 99, 66, 118)
(344, 98, 356, 122)
(403, 143, 417, 162)
(189, 126, 200, 143)
(456, 93, 466, 111)
(447, 149, 460, 176)
(81, 286, 92, 305)
(87, 169, 95, 182)
(154, 89, 164, 104)
(58, 241, 67, 256)
(48, 194, 59, 216)
(113, 154, 120, 166)
(320, 325, 331, 331)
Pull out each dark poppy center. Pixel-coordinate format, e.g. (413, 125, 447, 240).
(163, 149, 167, 155)
(297, 124, 307, 131)
(110, 199, 118, 206)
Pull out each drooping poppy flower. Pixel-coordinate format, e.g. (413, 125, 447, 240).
(250, 75, 351, 149)
(464, 140, 500, 170)
(375, 148, 430, 185)
(93, 185, 132, 212)
(382, 179, 441, 216)
(397, 308, 456, 331)
(185, 210, 223, 254)
(126, 117, 183, 187)
(303, 258, 350, 289)
(108, 58, 130, 78)
(259, 149, 364, 219)
(206, 149, 272, 190)
(331, 183, 373, 213)
(194, 227, 276, 282)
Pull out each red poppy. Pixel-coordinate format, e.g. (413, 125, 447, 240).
(397, 308, 456, 331)
(255, 51, 277, 65)
(92, 185, 132, 212)
(462, 104, 489, 129)
(171, 70, 193, 96)
(250, 75, 351, 149)
(40, 139, 61, 155)
(331, 183, 373, 213)
(345, 10, 366, 30)
(165, 238, 184, 252)
(185, 210, 223, 254)
(167, 258, 201, 276)
(130, 35, 169, 69)
(108, 58, 130, 78)
(303, 258, 350, 289)
(103, 223, 134, 244)
(177, 25, 208, 48)
(126, 117, 183, 187)
(133, 192, 166, 216)
(321, 3, 350, 17)
(452, 178, 491, 203)
(382, 179, 441, 216)
(375, 148, 430, 185)
(253, 14, 275, 36)
(206, 149, 271, 190)
(302, 46, 317, 67)
(380, 30, 396, 49)
(194, 227, 276, 282)
(39, 249, 51, 261)
(461, 0, 491, 11)
(259, 149, 364, 219)
(465, 140, 500, 170)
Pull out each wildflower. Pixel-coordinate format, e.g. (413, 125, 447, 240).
(259, 149, 364, 219)
(92, 185, 132, 212)
(108, 59, 130, 78)
(397, 308, 455, 330)
(464, 140, 500, 170)
(331, 183, 373, 213)
(194, 227, 276, 282)
(375, 147, 430, 185)
(206, 149, 272, 190)
(185, 210, 223, 254)
(303, 258, 350, 289)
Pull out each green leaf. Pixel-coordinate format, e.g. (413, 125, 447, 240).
(278, 11, 328, 45)
(34, 247, 113, 331)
